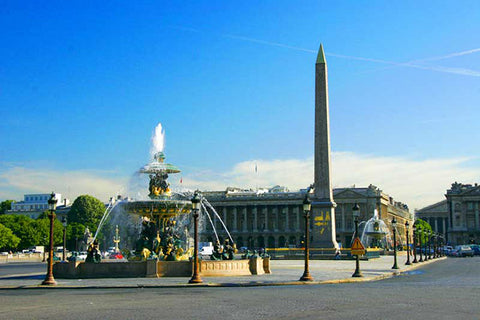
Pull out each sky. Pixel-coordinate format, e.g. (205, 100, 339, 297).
(1, 1, 479, 210)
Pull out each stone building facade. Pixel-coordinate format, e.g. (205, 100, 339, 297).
(7, 193, 71, 220)
(416, 182, 480, 245)
(201, 185, 412, 249)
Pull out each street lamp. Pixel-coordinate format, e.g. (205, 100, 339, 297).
(42, 192, 57, 286)
(189, 191, 203, 284)
(423, 229, 428, 261)
(62, 216, 67, 262)
(299, 193, 313, 281)
(428, 230, 433, 260)
(352, 203, 363, 277)
(412, 223, 418, 263)
(405, 221, 411, 265)
(391, 217, 399, 269)
(418, 225, 423, 262)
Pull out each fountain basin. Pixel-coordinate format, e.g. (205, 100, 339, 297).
(121, 199, 192, 219)
(53, 258, 270, 278)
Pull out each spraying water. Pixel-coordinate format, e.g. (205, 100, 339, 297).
(150, 123, 165, 159)
(92, 198, 123, 244)
(201, 201, 219, 243)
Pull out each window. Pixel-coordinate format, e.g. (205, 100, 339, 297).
(455, 203, 461, 212)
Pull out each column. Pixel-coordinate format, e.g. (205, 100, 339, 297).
(434, 218, 438, 232)
(274, 206, 279, 231)
(222, 207, 227, 230)
(253, 206, 258, 232)
(232, 207, 238, 232)
(263, 207, 268, 231)
(242, 207, 247, 232)
(213, 208, 218, 230)
(295, 206, 300, 231)
(475, 202, 479, 229)
(341, 203, 346, 231)
(285, 206, 290, 231)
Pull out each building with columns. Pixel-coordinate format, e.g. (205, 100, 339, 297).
(201, 184, 412, 249)
(416, 182, 480, 245)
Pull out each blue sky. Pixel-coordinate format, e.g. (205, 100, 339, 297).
(1, 1, 479, 209)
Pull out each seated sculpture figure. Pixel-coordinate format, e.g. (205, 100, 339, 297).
(85, 239, 101, 263)
(211, 239, 235, 260)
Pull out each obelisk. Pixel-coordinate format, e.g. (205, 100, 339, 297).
(311, 44, 338, 249)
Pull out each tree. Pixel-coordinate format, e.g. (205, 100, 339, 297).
(68, 195, 106, 233)
(0, 215, 40, 249)
(35, 214, 64, 248)
(0, 200, 15, 214)
(414, 218, 433, 245)
(0, 223, 20, 250)
(66, 222, 87, 251)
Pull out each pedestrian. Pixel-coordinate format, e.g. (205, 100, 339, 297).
(334, 248, 341, 260)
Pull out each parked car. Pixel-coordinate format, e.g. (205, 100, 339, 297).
(469, 244, 480, 255)
(452, 245, 474, 257)
(78, 251, 88, 260)
(109, 252, 124, 259)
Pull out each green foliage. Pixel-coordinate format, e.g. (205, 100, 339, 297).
(414, 219, 433, 244)
(0, 215, 39, 249)
(66, 222, 86, 251)
(68, 195, 105, 233)
(35, 214, 64, 248)
(0, 200, 15, 214)
(0, 223, 20, 250)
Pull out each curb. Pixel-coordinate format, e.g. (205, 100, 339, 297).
(0, 257, 446, 290)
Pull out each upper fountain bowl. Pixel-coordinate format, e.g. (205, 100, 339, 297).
(139, 152, 180, 175)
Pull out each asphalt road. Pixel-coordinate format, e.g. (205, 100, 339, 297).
(0, 257, 478, 320)
(0, 262, 45, 278)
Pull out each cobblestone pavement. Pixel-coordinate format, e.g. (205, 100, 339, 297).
(0, 254, 445, 288)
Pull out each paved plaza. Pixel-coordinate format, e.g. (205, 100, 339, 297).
(0, 254, 443, 289)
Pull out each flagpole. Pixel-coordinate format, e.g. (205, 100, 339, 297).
(255, 162, 258, 191)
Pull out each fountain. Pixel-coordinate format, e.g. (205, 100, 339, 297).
(121, 151, 193, 261)
(357, 209, 391, 249)
(53, 123, 271, 278)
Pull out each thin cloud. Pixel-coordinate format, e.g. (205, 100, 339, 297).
(358, 47, 480, 75)
(2, 153, 479, 212)
(179, 152, 479, 211)
(169, 25, 480, 76)
(0, 166, 126, 202)
(416, 47, 480, 62)
(221, 33, 480, 77)
(222, 34, 317, 54)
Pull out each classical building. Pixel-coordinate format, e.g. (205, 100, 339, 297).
(416, 182, 480, 245)
(201, 184, 412, 249)
(7, 193, 71, 220)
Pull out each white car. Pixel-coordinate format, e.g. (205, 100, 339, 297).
(77, 251, 88, 260)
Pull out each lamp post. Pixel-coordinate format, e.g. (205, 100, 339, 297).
(391, 217, 399, 269)
(189, 191, 203, 284)
(428, 230, 433, 260)
(405, 221, 411, 265)
(412, 223, 418, 263)
(299, 194, 313, 281)
(62, 216, 67, 262)
(352, 203, 363, 278)
(418, 225, 423, 262)
(42, 192, 57, 286)
(424, 229, 429, 261)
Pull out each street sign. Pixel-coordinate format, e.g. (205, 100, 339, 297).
(351, 237, 366, 256)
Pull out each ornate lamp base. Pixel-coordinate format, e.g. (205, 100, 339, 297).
(299, 272, 313, 281)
